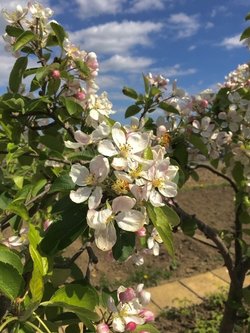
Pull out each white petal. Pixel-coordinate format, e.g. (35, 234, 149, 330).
(159, 183, 177, 198)
(88, 186, 102, 209)
(69, 164, 89, 186)
(112, 127, 126, 148)
(149, 189, 164, 207)
(95, 222, 117, 251)
(70, 187, 92, 203)
(112, 317, 125, 333)
(112, 196, 135, 213)
(116, 210, 145, 232)
(127, 132, 149, 153)
(74, 130, 91, 145)
(147, 237, 154, 249)
(111, 157, 128, 170)
(98, 140, 118, 156)
(65, 141, 83, 149)
(90, 155, 110, 181)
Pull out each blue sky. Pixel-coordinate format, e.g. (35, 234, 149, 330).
(0, 0, 249, 118)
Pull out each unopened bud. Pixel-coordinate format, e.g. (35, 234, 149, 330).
(139, 309, 155, 322)
(119, 287, 136, 303)
(74, 90, 86, 101)
(136, 227, 147, 237)
(125, 322, 137, 331)
(96, 323, 109, 333)
(51, 69, 61, 79)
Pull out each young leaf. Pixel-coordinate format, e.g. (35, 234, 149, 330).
(158, 102, 179, 114)
(122, 87, 138, 99)
(0, 245, 23, 275)
(50, 22, 67, 46)
(125, 105, 141, 118)
(0, 262, 24, 300)
(112, 232, 136, 262)
(49, 174, 75, 193)
(240, 27, 250, 41)
(61, 97, 83, 115)
(189, 134, 208, 156)
(5, 25, 23, 38)
(13, 31, 36, 52)
(9, 57, 28, 93)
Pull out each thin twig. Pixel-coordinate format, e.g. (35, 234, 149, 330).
(193, 164, 238, 193)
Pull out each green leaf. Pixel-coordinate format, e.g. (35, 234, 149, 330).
(146, 203, 176, 257)
(43, 284, 99, 321)
(143, 74, 150, 94)
(13, 176, 24, 189)
(180, 215, 197, 237)
(47, 78, 61, 96)
(28, 225, 48, 276)
(61, 97, 83, 115)
(122, 87, 138, 99)
(13, 31, 36, 52)
(232, 162, 244, 187)
(49, 174, 75, 193)
(143, 147, 153, 160)
(29, 265, 44, 304)
(50, 22, 67, 46)
(240, 27, 250, 41)
(156, 205, 180, 227)
(7, 202, 29, 221)
(0, 245, 23, 275)
(125, 105, 141, 118)
(39, 197, 88, 255)
(5, 25, 24, 38)
(40, 134, 64, 153)
(112, 232, 136, 262)
(158, 102, 179, 114)
(246, 12, 250, 20)
(0, 262, 24, 300)
(9, 57, 28, 93)
(189, 134, 208, 156)
(134, 324, 160, 333)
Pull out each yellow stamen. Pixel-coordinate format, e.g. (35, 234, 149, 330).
(112, 179, 129, 194)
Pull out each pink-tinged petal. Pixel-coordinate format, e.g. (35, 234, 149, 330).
(92, 122, 110, 141)
(112, 196, 136, 213)
(95, 222, 117, 251)
(74, 130, 91, 144)
(90, 155, 110, 181)
(149, 189, 164, 207)
(116, 210, 145, 232)
(98, 140, 118, 156)
(112, 127, 126, 148)
(70, 187, 92, 203)
(87, 209, 99, 229)
(127, 132, 149, 154)
(69, 164, 89, 186)
(64, 141, 83, 149)
(159, 183, 177, 198)
(111, 157, 128, 170)
(88, 186, 102, 209)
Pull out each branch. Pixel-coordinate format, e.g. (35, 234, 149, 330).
(172, 200, 235, 280)
(193, 164, 238, 194)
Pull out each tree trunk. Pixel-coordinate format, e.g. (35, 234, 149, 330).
(219, 275, 244, 333)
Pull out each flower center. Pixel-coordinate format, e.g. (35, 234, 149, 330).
(112, 179, 129, 194)
(119, 144, 132, 158)
(159, 133, 171, 147)
(129, 165, 142, 179)
(152, 178, 164, 189)
(85, 174, 95, 185)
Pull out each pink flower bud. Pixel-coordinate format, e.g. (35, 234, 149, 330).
(43, 219, 53, 231)
(125, 322, 137, 331)
(139, 309, 155, 322)
(74, 90, 86, 101)
(119, 287, 136, 303)
(200, 99, 208, 108)
(96, 323, 110, 333)
(51, 70, 61, 79)
(136, 227, 146, 237)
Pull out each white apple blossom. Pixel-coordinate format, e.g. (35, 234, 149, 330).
(98, 126, 149, 171)
(87, 196, 145, 251)
(147, 228, 163, 256)
(69, 155, 109, 209)
(2, 5, 28, 24)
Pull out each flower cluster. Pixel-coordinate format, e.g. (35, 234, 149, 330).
(96, 284, 154, 332)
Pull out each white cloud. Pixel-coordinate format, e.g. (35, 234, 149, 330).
(220, 34, 243, 50)
(101, 55, 154, 73)
(97, 75, 125, 89)
(211, 5, 228, 18)
(157, 64, 197, 77)
(69, 21, 163, 54)
(188, 45, 196, 51)
(128, 0, 165, 13)
(168, 13, 200, 38)
(205, 22, 214, 29)
(74, 0, 125, 18)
